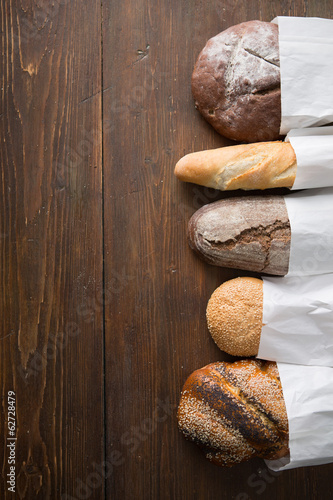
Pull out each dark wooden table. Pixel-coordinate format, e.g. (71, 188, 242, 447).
(1, 1, 333, 499)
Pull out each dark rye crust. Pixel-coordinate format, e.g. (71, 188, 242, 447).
(188, 196, 291, 276)
(177, 360, 289, 467)
(192, 21, 281, 143)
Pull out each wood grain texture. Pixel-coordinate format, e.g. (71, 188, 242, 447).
(2, 1, 333, 499)
(0, 1, 104, 499)
(103, 1, 333, 500)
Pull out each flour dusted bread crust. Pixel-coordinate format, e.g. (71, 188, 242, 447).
(206, 277, 263, 356)
(177, 360, 289, 467)
(174, 141, 297, 191)
(192, 21, 281, 142)
(188, 196, 291, 276)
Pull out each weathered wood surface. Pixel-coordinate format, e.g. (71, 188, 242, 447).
(0, 1, 104, 499)
(103, 1, 333, 500)
(1, 0, 333, 499)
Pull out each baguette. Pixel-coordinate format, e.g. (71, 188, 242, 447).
(175, 142, 297, 191)
(188, 196, 291, 276)
(206, 277, 263, 356)
(177, 359, 289, 467)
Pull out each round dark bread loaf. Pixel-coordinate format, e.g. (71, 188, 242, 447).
(177, 360, 289, 467)
(188, 196, 291, 276)
(192, 20, 281, 142)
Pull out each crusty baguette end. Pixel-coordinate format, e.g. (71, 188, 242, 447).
(175, 141, 297, 191)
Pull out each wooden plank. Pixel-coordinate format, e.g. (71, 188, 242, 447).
(0, 1, 104, 498)
(103, 1, 333, 499)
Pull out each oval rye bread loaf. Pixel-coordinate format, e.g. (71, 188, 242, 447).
(188, 195, 291, 276)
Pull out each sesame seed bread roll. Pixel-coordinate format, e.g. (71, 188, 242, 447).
(206, 277, 263, 357)
(174, 141, 297, 191)
(177, 360, 289, 467)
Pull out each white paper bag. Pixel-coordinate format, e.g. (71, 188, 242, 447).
(286, 127, 333, 190)
(258, 274, 333, 366)
(284, 188, 333, 276)
(266, 363, 333, 471)
(273, 17, 333, 135)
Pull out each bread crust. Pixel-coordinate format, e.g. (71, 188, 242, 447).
(175, 142, 297, 191)
(206, 277, 263, 356)
(188, 196, 291, 276)
(177, 360, 289, 467)
(192, 21, 281, 142)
